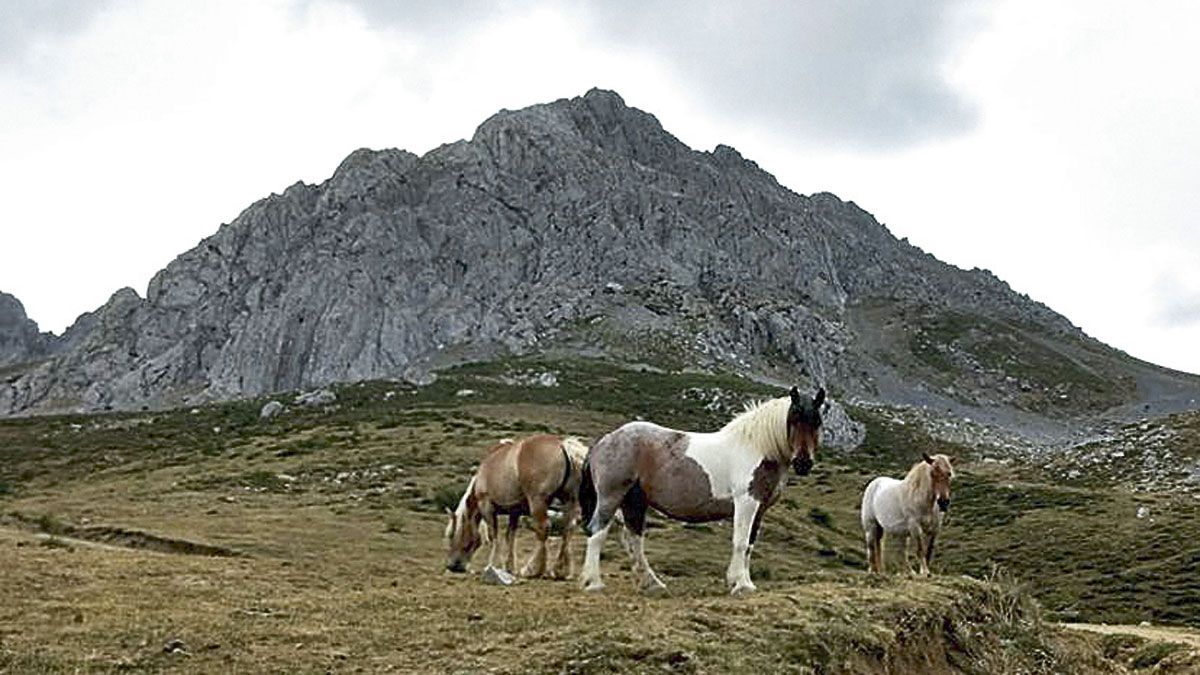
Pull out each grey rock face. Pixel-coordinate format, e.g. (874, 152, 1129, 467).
(819, 400, 865, 451)
(0, 292, 54, 367)
(293, 389, 336, 408)
(259, 400, 284, 420)
(2, 89, 1194, 418)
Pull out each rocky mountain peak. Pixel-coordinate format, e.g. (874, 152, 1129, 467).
(2, 89, 1197, 424)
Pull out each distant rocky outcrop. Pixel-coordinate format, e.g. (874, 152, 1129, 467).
(2, 89, 1198, 421)
(0, 292, 55, 368)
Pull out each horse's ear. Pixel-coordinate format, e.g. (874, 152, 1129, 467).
(789, 386, 801, 406)
(813, 387, 826, 408)
(922, 452, 934, 464)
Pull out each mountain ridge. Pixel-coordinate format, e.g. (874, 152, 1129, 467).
(3, 88, 1197, 426)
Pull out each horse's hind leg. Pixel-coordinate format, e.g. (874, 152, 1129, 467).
(552, 500, 579, 580)
(579, 490, 624, 592)
(865, 523, 883, 574)
(621, 485, 666, 594)
(520, 496, 550, 578)
(579, 518, 613, 592)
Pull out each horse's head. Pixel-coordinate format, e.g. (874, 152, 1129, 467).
(444, 506, 484, 573)
(923, 453, 956, 512)
(787, 386, 826, 476)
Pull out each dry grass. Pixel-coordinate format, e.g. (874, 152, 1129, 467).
(0, 362, 1192, 672)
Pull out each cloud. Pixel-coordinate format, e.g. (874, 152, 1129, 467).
(0, 0, 118, 65)
(328, 0, 988, 151)
(1154, 273, 1200, 328)
(311, 0, 505, 39)
(1158, 297, 1200, 327)
(581, 0, 989, 150)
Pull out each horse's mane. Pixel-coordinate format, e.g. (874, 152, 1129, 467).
(453, 475, 477, 520)
(903, 455, 955, 501)
(903, 461, 932, 499)
(721, 397, 791, 463)
(447, 473, 491, 544)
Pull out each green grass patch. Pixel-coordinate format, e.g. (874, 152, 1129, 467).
(1130, 641, 1187, 669)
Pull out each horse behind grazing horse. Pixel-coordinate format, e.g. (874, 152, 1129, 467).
(445, 434, 588, 580)
(578, 386, 825, 595)
(860, 453, 956, 576)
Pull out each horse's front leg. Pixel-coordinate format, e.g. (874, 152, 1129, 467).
(505, 513, 520, 573)
(482, 505, 501, 571)
(727, 495, 760, 595)
(921, 530, 937, 576)
(896, 531, 912, 575)
(907, 525, 928, 576)
(553, 500, 579, 580)
(520, 497, 550, 578)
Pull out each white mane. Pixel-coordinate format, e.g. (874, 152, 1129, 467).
(445, 474, 479, 542)
(720, 397, 791, 463)
(903, 455, 955, 502)
(455, 475, 477, 518)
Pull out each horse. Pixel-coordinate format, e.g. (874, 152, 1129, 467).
(445, 434, 589, 580)
(860, 453, 956, 576)
(578, 386, 826, 595)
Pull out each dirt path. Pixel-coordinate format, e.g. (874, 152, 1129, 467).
(1061, 622, 1200, 648)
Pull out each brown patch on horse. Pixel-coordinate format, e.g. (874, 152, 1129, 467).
(632, 427, 734, 523)
(586, 423, 733, 526)
(749, 459, 785, 504)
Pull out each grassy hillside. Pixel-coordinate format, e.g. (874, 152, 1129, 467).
(849, 301, 1137, 415)
(0, 359, 1195, 672)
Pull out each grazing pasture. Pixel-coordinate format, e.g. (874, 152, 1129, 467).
(0, 360, 1196, 672)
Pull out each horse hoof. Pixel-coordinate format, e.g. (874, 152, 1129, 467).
(642, 582, 668, 596)
(582, 580, 605, 593)
(730, 582, 757, 596)
(482, 566, 516, 586)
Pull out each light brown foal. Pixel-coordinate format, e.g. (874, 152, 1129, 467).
(445, 434, 587, 579)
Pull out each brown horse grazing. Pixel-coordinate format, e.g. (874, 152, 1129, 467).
(445, 434, 588, 580)
(860, 453, 956, 576)
(578, 387, 826, 595)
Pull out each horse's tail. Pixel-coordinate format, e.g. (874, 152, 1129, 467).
(579, 455, 597, 535)
(561, 436, 588, 465)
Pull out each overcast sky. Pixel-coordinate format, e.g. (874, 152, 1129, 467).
(1, 0, 1197, 374)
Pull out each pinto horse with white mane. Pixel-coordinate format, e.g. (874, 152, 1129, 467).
(860, 453, 956, 576)
(445, 435, 588, 580)
(578, 387, 826, 595)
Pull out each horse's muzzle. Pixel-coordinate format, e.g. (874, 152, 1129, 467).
(937, 497, 951, 512)
(792, 455, 813, 476)
(446, 560, 467, 573)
